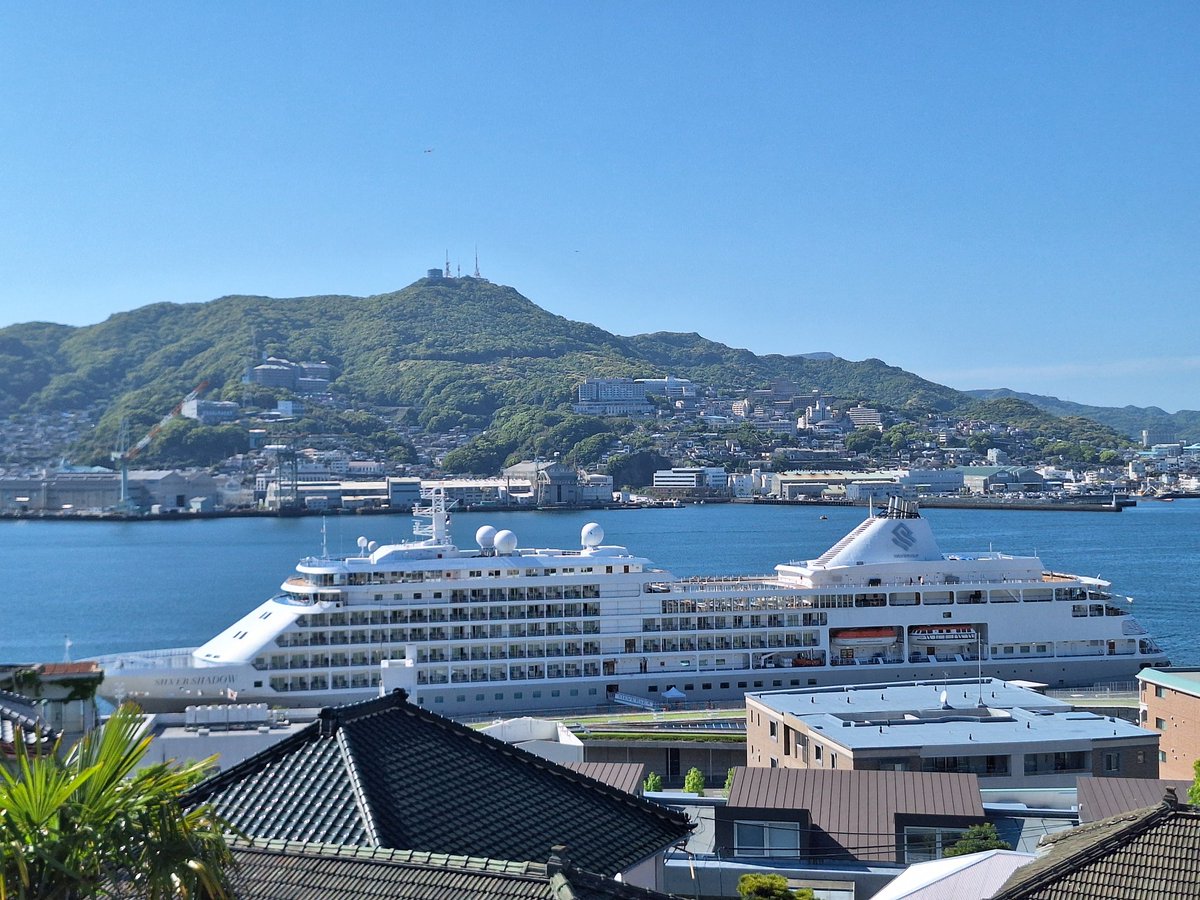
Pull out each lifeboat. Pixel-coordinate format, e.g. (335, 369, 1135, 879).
(830, 626, 899, 648)
(910, 625, 978, 642)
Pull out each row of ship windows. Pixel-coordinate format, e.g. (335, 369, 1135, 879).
(291, 602, 605, 628)
(309, 566, 637, 587)
(657, 587, 1106, 613)
(267, 631, 819, 662)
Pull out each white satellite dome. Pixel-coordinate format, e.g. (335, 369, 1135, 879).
(356, 536, 368, 551)
(494, 529, 518, 555)
(475, 525, 498, 550)
(581, 523, 604, 549)
(367, 541, 378, 553)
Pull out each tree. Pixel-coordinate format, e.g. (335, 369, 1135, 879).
(642, 771, 663, 793)
(1189, 758, 1200, 806)
(943, 822, 1012, 857)
(0, 703, 234, 899)
(736, 873, 813, 900)
(684, 766, 706, 795)
(724, 767, 736, 797)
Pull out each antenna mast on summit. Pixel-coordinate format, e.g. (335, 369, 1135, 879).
(474, 245, 481, 278)
(444, 251, 450, 278)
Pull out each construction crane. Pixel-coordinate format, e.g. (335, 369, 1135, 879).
(111, 381, 208, 512)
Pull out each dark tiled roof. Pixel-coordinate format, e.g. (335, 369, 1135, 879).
(993, 794, 1200, 899)
(187, 691, 689, 875)
(727, 767, 984, 863)
(564, 762, 647, 796)
(0, 688, 57, 751)
(227, 840, 682, 900)
(1077, 776, 1192, 823)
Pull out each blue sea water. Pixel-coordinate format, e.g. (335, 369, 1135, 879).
(1, 501, 1196, 666)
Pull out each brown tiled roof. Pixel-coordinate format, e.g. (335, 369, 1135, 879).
(227, 840, 684, 900)
(185, 691, 690, 876)
(726, 768, 985, 864)
(993, 794, 1200, 899)
(565, 762, 647, 796)
(37, 662, 101, 677)
(1077, 776, 1192, 823)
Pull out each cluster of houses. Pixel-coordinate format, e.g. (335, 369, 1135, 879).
(7, 664, 1200, 898)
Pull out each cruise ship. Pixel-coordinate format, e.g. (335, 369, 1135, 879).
(95, 494, 1169, 716)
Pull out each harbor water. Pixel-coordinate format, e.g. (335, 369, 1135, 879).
(1, 501, 1196, 668)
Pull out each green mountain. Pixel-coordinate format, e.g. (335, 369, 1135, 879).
(965, 388, 1200, 443)
(0, 276, 1142, 466)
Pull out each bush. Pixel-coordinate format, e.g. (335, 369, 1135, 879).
(684, 766, 706, 795)
(944, 823, 1011, 857)
(736, 873, 813, 899)
(724, 767, 736, 797)
(643, 771, 663, 793)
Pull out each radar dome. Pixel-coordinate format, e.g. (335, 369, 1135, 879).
(367, 541, 378, 553)
(475, 525, 497, 549)
(494, 529, 518, 555)
(581, 523, 604, 549)
(356, 536, 368, 550)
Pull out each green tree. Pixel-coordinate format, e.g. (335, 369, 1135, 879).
(1189, 758, 1200, 806)
(642, 771, 663, 793)
(0, 703, 234, 900)
(843, 426, 882, 454)
(736, 873, 813, 900)
(684, 766, 706, 795)
(943, 822, 1012, 857)
(724, 767, 736, 797)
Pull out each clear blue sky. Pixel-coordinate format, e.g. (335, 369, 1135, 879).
(2, 3, 1196, 412)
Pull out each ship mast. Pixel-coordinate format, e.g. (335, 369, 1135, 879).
(413, 487, 450, 545)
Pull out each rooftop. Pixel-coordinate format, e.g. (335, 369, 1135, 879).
(1137, 667, 1200, 697)
(185, 690, 690, 876)
(750, 679, 1151, 752)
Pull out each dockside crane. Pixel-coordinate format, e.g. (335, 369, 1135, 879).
(112, 381, 208, 512)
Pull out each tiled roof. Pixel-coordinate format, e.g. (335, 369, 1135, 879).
(0, 688, 57, 751)
(1077, 776, 1192, 823)
(992, 794, 1200, 899)
(186, 691, 690, 875)
(564, 762, 647, 796)
(226, 841, 682, 900)
(726, 768, 984, 864)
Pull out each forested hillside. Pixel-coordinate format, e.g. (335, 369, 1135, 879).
(0, 275, 1160, 465)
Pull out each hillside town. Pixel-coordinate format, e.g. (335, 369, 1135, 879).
(2, 373, 1197, 517)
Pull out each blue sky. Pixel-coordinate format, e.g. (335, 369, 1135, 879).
(2, 3, 1196, 412)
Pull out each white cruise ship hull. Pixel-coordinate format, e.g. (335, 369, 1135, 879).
(93, 495, 1170, 717)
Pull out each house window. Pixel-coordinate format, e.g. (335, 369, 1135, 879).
(1155, 685, 1165, 698)
(734, 820, 801, 858)
(1156, 717, 1167, 730)
(814, 745, 823, 764)
(1104, 752, 1120, 773)
(903, 826, 967, 863)
(769, 721, 778, 741)
(1160, 750, 1168, 763)
(1136, 750, 1146, 765)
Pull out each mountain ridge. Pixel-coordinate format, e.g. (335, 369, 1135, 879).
(0, 277, 1193, 455)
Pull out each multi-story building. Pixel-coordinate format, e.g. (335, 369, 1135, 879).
(1137, 667, 1200, 780)
(746, 679, 1159, 788)
(573, 378, 654, 416)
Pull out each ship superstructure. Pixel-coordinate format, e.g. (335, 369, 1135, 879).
(96, 495, 1168, 715)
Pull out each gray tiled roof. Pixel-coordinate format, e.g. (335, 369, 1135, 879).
(992, 794, 1200, 899)
(1077, 776, 1192, 823)
(227, 840, 684, 900)
(186, 691, 690, 875)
